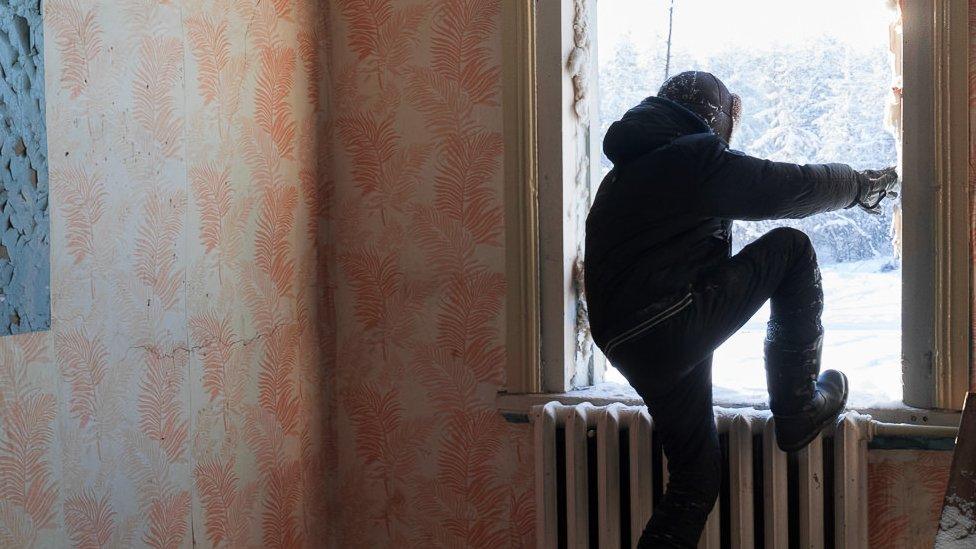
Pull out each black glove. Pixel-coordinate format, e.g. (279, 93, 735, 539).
(854, 166, 899, 214)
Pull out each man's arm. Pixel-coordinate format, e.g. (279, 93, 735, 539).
(676, 134, 865, 221)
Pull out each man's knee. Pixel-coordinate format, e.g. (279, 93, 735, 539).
(765, 227, 817, 266)
(766, 226, 812, 250)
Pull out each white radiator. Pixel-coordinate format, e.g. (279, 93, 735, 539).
(531, 402, 876, 549)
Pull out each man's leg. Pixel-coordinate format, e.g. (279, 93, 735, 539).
(690, 226, 824, 351)
(636, 356, 720, 549)
(617, 227, 842, 546)
(691, 226, 846, 450)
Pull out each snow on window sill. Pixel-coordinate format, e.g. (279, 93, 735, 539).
(496, 382, 961, 428)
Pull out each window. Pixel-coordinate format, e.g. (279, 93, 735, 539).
(502, 0, 969, 410)
(597, 0, 901, 407)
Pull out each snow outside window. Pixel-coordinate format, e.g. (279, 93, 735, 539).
(596, 0, 902, 406)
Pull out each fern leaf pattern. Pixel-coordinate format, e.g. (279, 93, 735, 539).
(46, 0, 103, 98)
(331, 0, 537, 544)
(336, 0, 426, 78)
(133, 36, 185, 158)
(55, 328, 109, 429)
(142, 490, 191, 549)
(194, 456, 256, 548)
(255, 46, 298, 159)
(56, 165, 106, 264)
(243, 409, 305, 549)
(188, 311, 234, 402)
(0, 376, 58, 536)
(63, 489, 116, 549)
(272, 0, 293, 21)
(134, 191, 186, 311)
(868, 459, 909, 547)
(14, 0, 339, 546)
(255, 184, 298, 299)
(298, 30, 322, 109)
(190, 164, 232, 254)
(186, 14, 230, 106)
(336, 112, 398, 197)
(137, 351, 189, 463)
(258, 326, 302, 437)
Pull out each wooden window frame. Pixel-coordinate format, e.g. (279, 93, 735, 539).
(503, 0, 971, 410)
(901, 0, 970, 410)
(504, 0, 542, 393)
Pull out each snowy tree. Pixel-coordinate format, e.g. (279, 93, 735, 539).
(748, 54, 821, 163)
(598, 34, 898, 264)
(599, 34, 652, 174)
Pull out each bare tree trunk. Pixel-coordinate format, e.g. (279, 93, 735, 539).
(664, 0, 676, 80)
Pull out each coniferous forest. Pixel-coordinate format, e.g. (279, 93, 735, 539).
(599, 35, 899, 264)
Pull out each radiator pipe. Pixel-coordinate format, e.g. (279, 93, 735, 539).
(869, 420, 958, 439)
(535, 403, 960, 439)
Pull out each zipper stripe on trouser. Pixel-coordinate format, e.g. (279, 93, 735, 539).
(604, 293, 694, 356)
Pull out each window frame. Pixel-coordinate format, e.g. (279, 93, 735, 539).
(502, 0, 971, 410)
(901, 0, 970, 410)
(504, 0, 542, 394)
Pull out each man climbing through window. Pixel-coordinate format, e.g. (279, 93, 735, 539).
(584, 71, 899, 548)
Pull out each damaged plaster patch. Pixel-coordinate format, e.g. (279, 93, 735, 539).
(936, 494, 976, 547)
(0, 0, 49, 335)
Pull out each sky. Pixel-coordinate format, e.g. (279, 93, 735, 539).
(598, 0, 896, 63)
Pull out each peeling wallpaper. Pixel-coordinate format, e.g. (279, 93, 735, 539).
(0, 0, 331, 546)
(0, 0, 50, 335)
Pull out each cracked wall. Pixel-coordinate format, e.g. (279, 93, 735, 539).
(0, 0, 48, 335)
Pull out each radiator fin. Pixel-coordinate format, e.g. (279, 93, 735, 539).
(532, 403, 873, 548)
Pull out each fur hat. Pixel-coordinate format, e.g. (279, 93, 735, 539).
(658, 71, 741, 142)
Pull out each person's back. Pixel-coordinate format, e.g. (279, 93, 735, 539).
(584, 96, 732, 345)
(584, 71, 898, 548)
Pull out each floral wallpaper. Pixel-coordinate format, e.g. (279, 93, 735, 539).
(0, 0, 967, 547)
(327, 0, 534, 546)
(0, 0, 332, 546)
(868, 450, 952, 548)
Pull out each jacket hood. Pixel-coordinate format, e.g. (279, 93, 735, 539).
(603, 96, 713, 166)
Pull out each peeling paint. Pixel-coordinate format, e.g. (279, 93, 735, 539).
(0, 0, 49, 335)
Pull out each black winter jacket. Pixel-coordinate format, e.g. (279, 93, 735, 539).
(584, 96, 865, 349)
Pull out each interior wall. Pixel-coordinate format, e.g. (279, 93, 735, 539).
(868, 450, 952, 547)
(0, 0, 332, 546)
(326, 0, 534, 546)
(324, 1, 968, 547)
(0, 1, 967, 548)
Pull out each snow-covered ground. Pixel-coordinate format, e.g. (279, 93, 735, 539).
(604, 258, 903, 407)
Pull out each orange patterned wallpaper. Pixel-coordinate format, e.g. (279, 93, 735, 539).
(0, 0, 331, 546)
(328, 0, 534, 546)
(868, 450, 952, 548)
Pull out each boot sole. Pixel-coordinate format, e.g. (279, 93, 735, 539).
(776, 373, 849, 453)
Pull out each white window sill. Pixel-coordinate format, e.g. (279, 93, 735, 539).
(496, 382, 961, 429)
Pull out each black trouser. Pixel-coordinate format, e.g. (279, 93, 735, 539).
(607, 228, 824, 548)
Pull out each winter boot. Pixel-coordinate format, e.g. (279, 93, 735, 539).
(764, 336, 848, 452)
